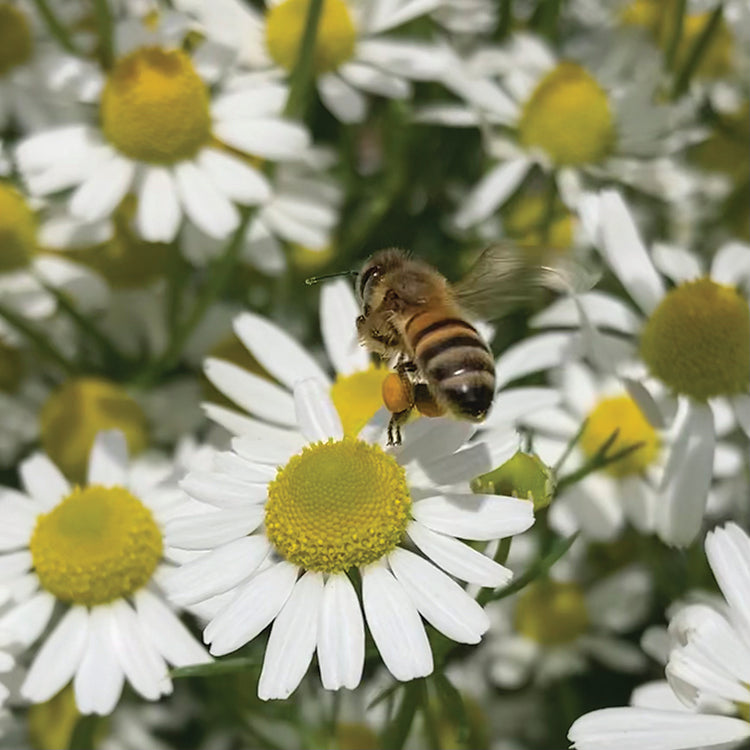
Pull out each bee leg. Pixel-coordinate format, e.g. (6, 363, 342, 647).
(396, 359, 418, 375)
(387, 409, 411, 446)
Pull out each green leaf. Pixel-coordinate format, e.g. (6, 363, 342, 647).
(367, 680, 401, 711)
(381, 681, 421, 750)
(170, 656, 261, 679)
(478, 532, 579, 605)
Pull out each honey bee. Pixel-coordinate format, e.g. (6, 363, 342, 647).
(354, 245, 570, 445)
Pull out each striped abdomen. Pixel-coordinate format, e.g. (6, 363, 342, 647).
(404, 308, 495, 421)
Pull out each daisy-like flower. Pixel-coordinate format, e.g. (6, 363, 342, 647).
(166, 379, 535, 699)
(0, 181, 107, 336)
(176, 0, 448, 123)
(533, 189, 750, 545)
(568, 523, 750, 750)
(16, 16, 309, 243)
(485, 561, 650, 688)
(419, 32, 700, 228)
(0, 430, 211, 715)
(517, 361, 744, 542)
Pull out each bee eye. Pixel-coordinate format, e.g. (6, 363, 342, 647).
(359, 265, 381, 300)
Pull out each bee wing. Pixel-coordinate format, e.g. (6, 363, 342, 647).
(454, 242, 595, 320)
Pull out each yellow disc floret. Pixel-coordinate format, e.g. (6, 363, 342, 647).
(518, 62, 615, 167)
(580, 395, 660, 477)
(30, 485, 162, 606)
(330, 366, 391, 437)
(640, 277, 750, 401)
(514, 580, 589, 645)
(101, 46, 211, 164)
(0, 4, 33, 76)
(0, 181, 37, 272)
(265, 437, 411, 573)
(265, 0, 357, 75)
(40, 378, 149, 483)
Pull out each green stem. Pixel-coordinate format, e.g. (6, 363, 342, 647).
(553, 417, 588, 473)
(34, 276, 131, 373)
(31, 0, 80, 55)
(419, 680, 442, 750)
(93, 0, 115, 69)
(665, 0, 687, 69)
(672, 3, 724, 98)
(497, 0, 514, 39)
(138, 209, 253, 384)
(0, 300, 78, 376)
(283, 0, 324, 119)
(381, 681, 421, 750)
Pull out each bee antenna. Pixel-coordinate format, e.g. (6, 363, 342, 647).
(305, 270, 358, 286)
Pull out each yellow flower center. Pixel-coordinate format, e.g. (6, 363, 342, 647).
(0, 4, 33, 76)
(100, 46, 211, 164)
(472, 451, 555, 511)
(40, 377, 149, 483)
(518, 62, 615, 167)
(265, 437, 411, 573)
(619, 0, 661, 30)
(330, 366, 390, 437)
(503, 191, 575, 249)
(0, 181, 37, 272)
(291, 242, 336, 272)
(0, 338, 24, 393)
(640, 278, 750, 401)
(30, 484, 162, 606)
(265, 0, 357, 75)
(580, 395, 660, 477)
(64, 197, 176, 288)
(514, 580, 589, 645)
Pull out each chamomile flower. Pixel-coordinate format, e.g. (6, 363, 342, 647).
(0, 430, 210, 715)
(422, 32, 700, 228)
(176, 0, 448, 123)
(568, 523, 750, 750)
(166, 379, 535, 699)
(16, 17, 310, 244)
(536, 190, 750, 545)
(0, 181, 107, 335)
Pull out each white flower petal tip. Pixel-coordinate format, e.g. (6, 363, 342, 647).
(293, 379, 343, 442)
(568, 707, 750, 750)
(87, 429, 129, 487)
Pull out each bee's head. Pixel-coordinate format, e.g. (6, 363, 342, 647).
(357, 248, 408, 313)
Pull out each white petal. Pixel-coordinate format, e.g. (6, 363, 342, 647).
(73, 606, 125, 715)
(214, 118, 309, 161)
(598, 190, 665, 315)
(19, 453, 70, 509)
(22, 606, 89, 703)
(136, 167, 181, 242)
(175, 160, 240, 240)
(417, 441, 493, 486)
(711, 241, 750, 287)
(0, 590, 55, 646)
(180, 470, 267, 508)
(258, 571, 323, 700)
(318, 74, 367, 123)
(203, 403, 276, 436)
(134, 589, 211, 667)
(580, 634, 647, 673)
(412, 494, 534, 540)
(393, 418, 474, 467)
(0, 550, 32, 582)
(320, 280, 369, 375)
(233, 427, 306, 465)
(318, 574, 364, 690)
(204, 358, 296, 426)
(651, 243, 702, 284)
(454, 159, 530, 229)
(407, 522, 512, 587)
(0, 490, 37, 551)
(495, 332, 575, 388)
(233, 311, 329, 390)
(166, 535, 271, 606)
(731, 394, 750, 437)
(69, 154, 135, 223)
(531, 291, 642, 334)
(294, 379, 343, 442)
(339, 62, 410, 99)
(389, 548, 489, 644)
(361, 563, 433, 681)
(87, 430, 128, 487)
(568, 708, 750, 750)
(630, 681, 686, 710)
(197, 149, 271, 205)
(107, 600, 171, 700)
(658, 401, 715, 546)
(705, 524, 750, 636)
(586, 566, 652, 633)
(623, 378, 666, 429)
(205, 561, 298, 656)
(165, 506, 264, 550)
(364, 0, 440, 33)
(211, 84, 288, 120)
(483, 387, 561, 429)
